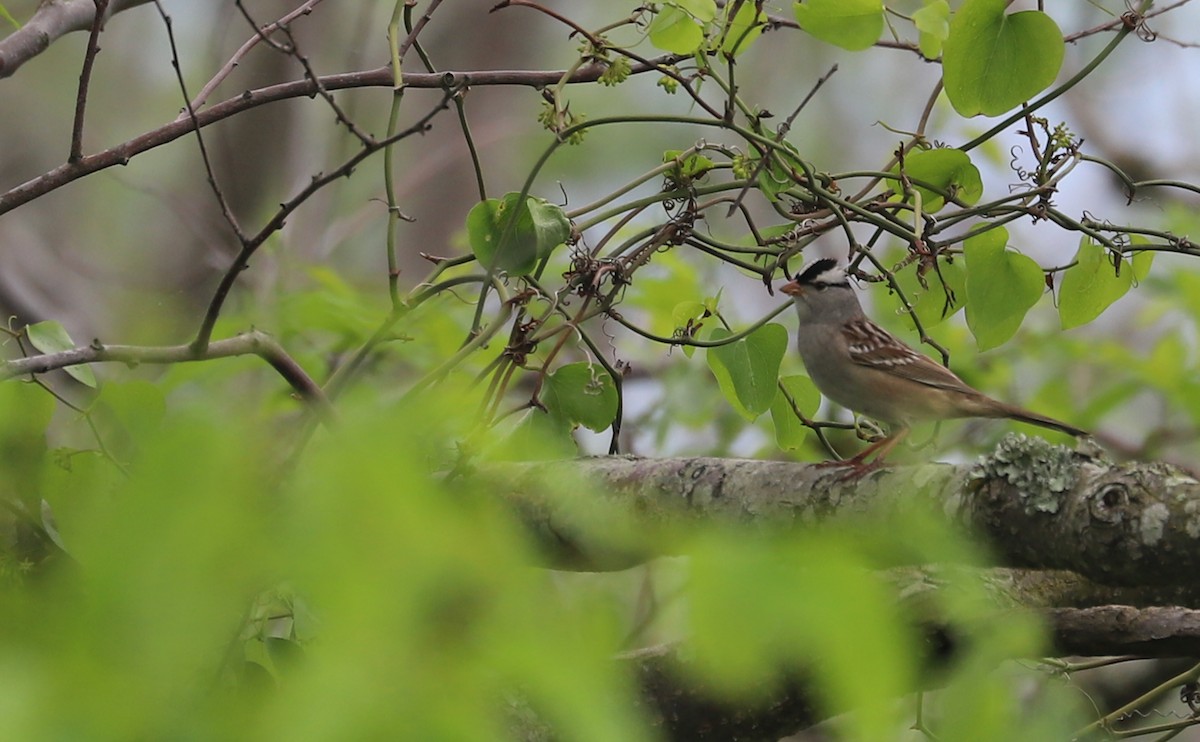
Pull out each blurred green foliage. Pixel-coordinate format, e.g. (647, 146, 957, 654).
(0, 355, 1093, 739)
(0, 0, 1192, 738)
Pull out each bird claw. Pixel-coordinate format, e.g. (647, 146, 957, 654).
(814, 457, 884, 480)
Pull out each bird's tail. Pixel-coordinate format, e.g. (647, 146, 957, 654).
(997, 404, 1088, 437)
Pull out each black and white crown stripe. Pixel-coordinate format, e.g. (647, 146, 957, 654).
(794, 258, 848, 288)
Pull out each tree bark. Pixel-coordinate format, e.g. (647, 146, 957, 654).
(490, 435, 1200, 588)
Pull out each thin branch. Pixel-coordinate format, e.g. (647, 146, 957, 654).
(191, 91, 454, 351)
(725, 63, 838, 217)
(232, 0, 373, 145)
(153, 0, 247, 243)
(185, 0, 328, 114)
(0, 55, 686, 218)
(68, 0, 110, 163)
(0, 330, 334, 421)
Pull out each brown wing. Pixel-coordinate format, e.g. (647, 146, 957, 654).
(842, 318, 975, 393)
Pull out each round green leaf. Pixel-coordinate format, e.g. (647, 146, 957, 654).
(793, 0, 883, 51)
(526, 197, 571, 258)
(963, 228, 1044, 351)
(648, 6, 706, 54)
(27, 320, 97, 388)
(466, 194, 569, 276)
(705, 323, 788, 420)
(543, 363, 618, 433)
(890, 148, 983, 212)
(942, 0, 1064, 117)
(1058, 238, 1132, 330)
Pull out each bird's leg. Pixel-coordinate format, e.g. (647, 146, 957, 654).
(816, 427, 909, 476)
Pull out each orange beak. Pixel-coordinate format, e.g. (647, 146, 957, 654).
(780, 280, 803, 297)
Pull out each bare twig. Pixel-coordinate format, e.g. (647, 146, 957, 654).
(152, 0, 247, 243)
(725, 63, 837, 218)
(185, 0, 328, 114)
(68, 0, 110, 163)
(0, 330, 334, 421)
(0, 55, 686, 218)
(190, 91, 454, 351)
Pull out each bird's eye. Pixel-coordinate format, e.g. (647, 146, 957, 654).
(814, 283, 827, 291)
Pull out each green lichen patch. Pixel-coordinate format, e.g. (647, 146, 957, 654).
(970, 433, 1080, 514)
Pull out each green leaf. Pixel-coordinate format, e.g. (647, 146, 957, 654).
(27, 320, 97, 388)
(543, 363, 618, 433)
(964, 228, 1044, 351)
(671, 0, 717, 22)
(793, 0, 884, 51)
(721, 0, 764, 56)
(890, 148, 983, 212)
(752, 142, 805, 202)
(672, 300, 709, 358)
(770, 374, 821, 450)
(466, 194, 569, 276)
(672, 300, 708, 331)
(913, 0, 950, 59)
(492, 407, 577, 460)
(264, 637, 304, 672)
(527, 197, 571, 254)
(648, 6, 706, 54)
(1058, 238, 1133, 330)
(663, 150, 715, 180)
(1131, 246, 1154, 282)
(705, 323, 788, 420)
(942, 0, 1064, 117)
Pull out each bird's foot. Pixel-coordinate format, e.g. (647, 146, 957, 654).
(813, 455, 884, 480)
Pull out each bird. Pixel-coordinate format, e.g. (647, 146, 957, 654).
(780, 258, 1086, 466)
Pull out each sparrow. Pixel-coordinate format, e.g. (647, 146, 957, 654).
(781, 258, 1086, 465)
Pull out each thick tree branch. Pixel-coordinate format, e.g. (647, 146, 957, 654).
(0, 0, 151, 79)
(492, 437, 1200, 587)
(1050, 606, 1200, 657)
(965, 567, 1200, 610)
